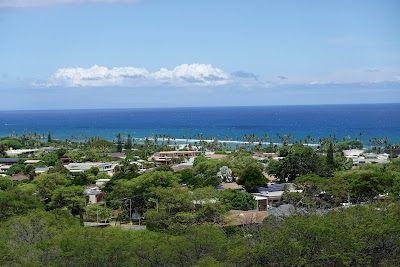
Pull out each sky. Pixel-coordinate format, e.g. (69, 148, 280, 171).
(0, 0, 399, 110)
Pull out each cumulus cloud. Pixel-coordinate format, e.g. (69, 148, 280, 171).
(0, 0, 141, 8)
(36, 64, 232, 87)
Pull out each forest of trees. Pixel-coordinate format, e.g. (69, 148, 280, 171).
(0, 133, 399, 266)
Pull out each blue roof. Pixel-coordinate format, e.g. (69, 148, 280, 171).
(258, 184, 285, 192)
(0, 158, 20, 163)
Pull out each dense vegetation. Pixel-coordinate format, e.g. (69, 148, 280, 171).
(1, 133, 399, 266)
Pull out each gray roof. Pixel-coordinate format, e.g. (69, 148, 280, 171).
(0, 158, 20, 163)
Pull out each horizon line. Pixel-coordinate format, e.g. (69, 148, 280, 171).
(1, 102, 399, 112)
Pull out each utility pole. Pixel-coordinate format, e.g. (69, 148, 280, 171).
(129, 198, 132, 225)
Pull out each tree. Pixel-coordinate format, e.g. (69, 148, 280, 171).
(108, 171, 179, 215)
(47, 132, 52, 143)
(154, 164, 174, 172)
(0, 143, 6, 157)
(6, 163, 26, 176)
(0, 187, 43, 222)
(116, 133, 123, 152)
(326, 142, 334, 168)
(217, 166, 234, 183)
(42, 152, 60, 166)
(219, 189, 256, 210)
(237, 166, 267, 192)
(144, 187, 195, 232)
(193, 156, 207, 167)
(33, 173, 70, 203)
(125, 134, 133, 150)
(0, 139, 23, 149)
(347, 171, 394, 202)
(267, 144, 332, 182)
(0, 176, 12, 190)
(49, 186, 86, 215)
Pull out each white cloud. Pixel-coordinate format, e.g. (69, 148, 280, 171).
(154, 64, 231, 86)
(0, 0, 141, 8)
(34, 64, 400, 89)
(36, 64, 232, 87)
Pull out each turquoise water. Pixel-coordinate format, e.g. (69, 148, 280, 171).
(0, 104, 399, 145)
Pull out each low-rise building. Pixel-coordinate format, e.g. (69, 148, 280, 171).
(65, 162, 116, 175)
(225, 210, 268, 226)
(150, 151, 200, 164)
(85, 187, 104, 204)
(0, 158, 20, 165)
(6, 149, 37, 157)
(343, 150, 390, 166)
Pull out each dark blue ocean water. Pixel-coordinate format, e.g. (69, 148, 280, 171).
(0, 104, 399, 145)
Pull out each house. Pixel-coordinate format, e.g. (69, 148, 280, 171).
(205, 153, 228, 160)
(224, 210, 268, 226)
(9, 173, 30, 181)
(343, 149, 364, 159)
(172, 162, 193, 172)
(150, 151, 200, 164)
(59, 156, 70, 165)
(42, 147, 58, 153)
(85, 187, 104, 204)
(253, 152, 279, 160)
(65, 162, 116, 175)
(0, 158, 20, 165)
(383, 149, 400, 158)
(24, 159, 42, 165)
(95, 178, 111, 188)
(0, 165, 11, 173)
(252, 184, 286, 210)
(343, 150, 390, 166)
(6, 149, 37, 157)
(35, 167, 50, 174)
(107, 152, 126, 160)
(217, 182, 244, 191)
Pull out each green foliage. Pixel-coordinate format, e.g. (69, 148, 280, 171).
(267, 144, 332, 182)
(47, 132, 52, 143)
(281, 191, 303, 206)
(0, 139, 23, 149)
(85, 136, 115, 152)
(84, 204, 114, 222)
(154, 164, 174, 172)
(42, 152, 60, 166)
(116, 133, 123, 152)
(326, 142, 334, 167)
(347, 170, 394, 202)
(33, 173, 70, 203)
(145, 187, 195, 232)
(278, 145, 290, 157)
(236, 166, 266, 192)
(0, 143, 6, 157)
(108, 171, 179, 215)
(219, 189, 256, 210)
(49, 186, 86, 211)
(0, 201, 399, 267)
(193, 155, 207, 167)
(125, 134, 133, 150)
(193, 159, 220, 187)
(0, 176, 12, 190)
(0, 186, 43, 222)
(334, 153, 353, 171)
(6, 163, 26, 176)
(335, 139, 364, 151)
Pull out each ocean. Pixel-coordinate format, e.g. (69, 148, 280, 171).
(0, 104, 399, 145)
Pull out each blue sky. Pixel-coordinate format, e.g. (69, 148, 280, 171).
(0, 0, 399, 110)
